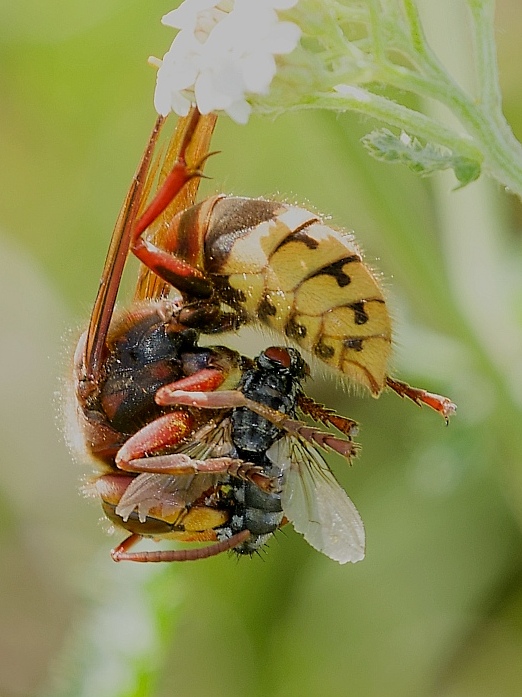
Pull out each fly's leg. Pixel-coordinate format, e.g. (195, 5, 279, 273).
(156, 387, 358, 461)
(386, 377, 456, 423)
(297, 394, 359, 437)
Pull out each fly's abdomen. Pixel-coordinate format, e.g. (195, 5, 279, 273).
(227, 412, 285, 554)
(228, 458, 284, 555)
(223, 347, 306, 554)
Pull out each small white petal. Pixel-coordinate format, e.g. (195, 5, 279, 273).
(241, 52, 276, 93)
(158, 58, 198, 91)
(175, 92, 194, 115)
(162, 0, 219, 30)
(264, 21, 301, 54)
(171, 91, 193, 117)
(195, 11, 222, 41)
(194, 70, 231, 112)
(158, 31, 202, 89)
(225, 98, 252, 124)
(231, 2, 278, 30)
(270, 0, 299, 8)
(154, 79, 192, 117)
(155, 0, 301, 121)
(153, 87, 172, 116)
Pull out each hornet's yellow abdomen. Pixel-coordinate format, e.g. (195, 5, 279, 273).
(185, 196, 392, 395)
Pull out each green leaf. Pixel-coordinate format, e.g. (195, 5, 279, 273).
(362, 128, 481, 187)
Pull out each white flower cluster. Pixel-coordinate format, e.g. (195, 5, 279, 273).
(153, 0, 301, 123)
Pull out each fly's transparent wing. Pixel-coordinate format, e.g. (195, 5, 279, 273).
(177, 417, 234, 460)
(116, 472, 220, 523)
(268, 437, 365, 563)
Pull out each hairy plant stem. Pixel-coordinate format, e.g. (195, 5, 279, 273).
(291, 0, 522, 196)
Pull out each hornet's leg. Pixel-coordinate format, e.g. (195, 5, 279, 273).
(111, 529, 251, 562)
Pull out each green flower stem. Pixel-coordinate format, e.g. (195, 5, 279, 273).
(375, 62, 522, 195)
(304, 0, 522, 197)
(301, 88, 483, 164)
(378, 3, 522, 192)
(401, 0, 431, 60)
(467, 0, 503, 114)
(447, 101, 522, 196)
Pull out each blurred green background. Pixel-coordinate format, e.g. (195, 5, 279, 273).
(2, 1, 522, 696)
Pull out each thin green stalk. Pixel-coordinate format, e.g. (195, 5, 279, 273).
(277, 0, 522, 197)
(467, 0, 503, 114)
(401, 0, 431, 60)
(301, 88, 483, 163)
(377, 60, 522, 194)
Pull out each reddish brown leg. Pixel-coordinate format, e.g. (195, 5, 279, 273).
(131, 109, 215, 298)
(156, 388, 358, 461)
(133, 109, 203, 237)
(164, 368, 225, 393)
(115, 411, 195, 469)
(115, 367, 227, 469)
(117, 453, 276, 492)
(386, 377, 456, 423)
(111, 533, 142, 560)
(111, 529, 251, 562)
(118, 452, 235, 473)
(115, 415, 256, 476)
(297, 394, 359, 437)
(156, 387, 246, 409)
(131, 236, 213, 297)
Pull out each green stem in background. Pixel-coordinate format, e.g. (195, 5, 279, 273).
(380, 0, 522, 195)
(300, 87, 482, 164)
(424, 0, 522, 521)
(280, 0, 522, 197)
(467, 0, 503, 114)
